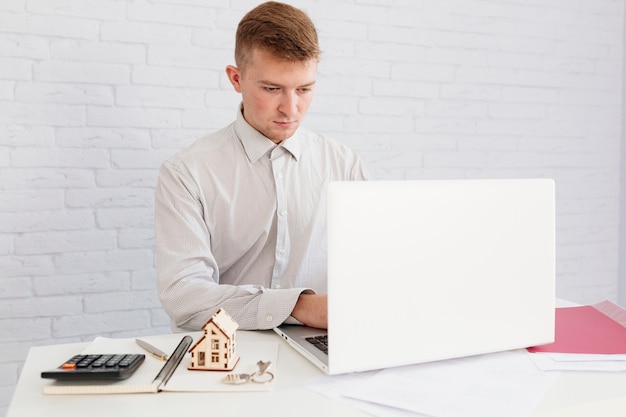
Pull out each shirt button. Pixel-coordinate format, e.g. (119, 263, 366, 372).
(278, 248, 286, 255)
(266, 315, 273, 322)
(279, 210, 287, 216)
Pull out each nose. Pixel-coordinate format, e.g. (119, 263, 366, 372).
(278, 91, 298, 117)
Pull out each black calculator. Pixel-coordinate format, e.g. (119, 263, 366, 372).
(41, 353, 145, 380)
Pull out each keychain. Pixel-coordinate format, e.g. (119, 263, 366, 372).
(221, 360, 274, 385)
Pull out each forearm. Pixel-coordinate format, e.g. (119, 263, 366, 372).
(155, 203, 306, 330)
(158, 276, 306, 330)
(290, 293, 328, 329)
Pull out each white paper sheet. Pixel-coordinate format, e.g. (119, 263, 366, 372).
(306, 371, 425, 417)
(307, 350, 560, 417)
(344, 350, 559, 417)
(527, 351, 626, 371)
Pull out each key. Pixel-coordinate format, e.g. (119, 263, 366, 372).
(221, 360, 274, 385)
(256, 360, 271, 374)
(221, 373, 251, 385)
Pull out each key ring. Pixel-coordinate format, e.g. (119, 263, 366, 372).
(251, 360, 273, 383)
(221, 360, 274, 385)
(250, 370, 274, 384)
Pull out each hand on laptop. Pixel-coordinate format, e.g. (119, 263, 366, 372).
(291, 293, 327, 329)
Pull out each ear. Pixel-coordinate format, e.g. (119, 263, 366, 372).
(225, 65, 242, 93)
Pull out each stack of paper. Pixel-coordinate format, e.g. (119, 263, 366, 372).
(526, 300, 626, 371)
(307, 350, 560, 417)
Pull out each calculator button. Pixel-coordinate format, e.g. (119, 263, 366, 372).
(42, 353, 146, 380)
(76, 355, 100, 368)
(105, 355, 123, 367)
(119, 358, 133, 367)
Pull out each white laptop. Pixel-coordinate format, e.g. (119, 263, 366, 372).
(274, 179, 555, 374)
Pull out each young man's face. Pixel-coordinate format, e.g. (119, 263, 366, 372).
(226, 48, 317, 144)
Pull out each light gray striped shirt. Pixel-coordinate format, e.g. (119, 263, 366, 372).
(156, 108, 368, 331)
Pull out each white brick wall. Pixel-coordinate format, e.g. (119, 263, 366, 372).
(0, 0, 624, 414)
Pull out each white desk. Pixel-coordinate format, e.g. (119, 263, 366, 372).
(8, 329, 626, 417)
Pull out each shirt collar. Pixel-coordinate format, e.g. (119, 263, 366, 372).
(234, 104, 301, 162)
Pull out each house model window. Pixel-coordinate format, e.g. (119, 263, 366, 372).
(188, 308, 240, 371)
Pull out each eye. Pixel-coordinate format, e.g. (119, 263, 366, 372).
(264, 86, 279, 93)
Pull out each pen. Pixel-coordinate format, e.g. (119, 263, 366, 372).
(135, 338, 168, 361)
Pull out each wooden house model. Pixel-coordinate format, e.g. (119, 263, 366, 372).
(188, 308, 240, 371)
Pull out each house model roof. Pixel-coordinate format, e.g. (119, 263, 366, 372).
(203, 308, 239, 336)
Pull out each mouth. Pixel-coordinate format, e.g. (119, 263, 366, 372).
(274, 120, 296, 129)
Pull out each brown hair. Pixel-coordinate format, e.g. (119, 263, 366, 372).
(235, 1, 320, 71)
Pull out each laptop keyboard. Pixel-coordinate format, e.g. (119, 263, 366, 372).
(305, 335, 328, 354)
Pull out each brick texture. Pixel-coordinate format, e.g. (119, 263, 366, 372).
(0, 0, 624, 414)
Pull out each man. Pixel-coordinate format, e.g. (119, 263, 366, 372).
(155, 1, 367, 332)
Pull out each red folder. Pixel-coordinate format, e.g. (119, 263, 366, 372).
(528, 300, 626, 354)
